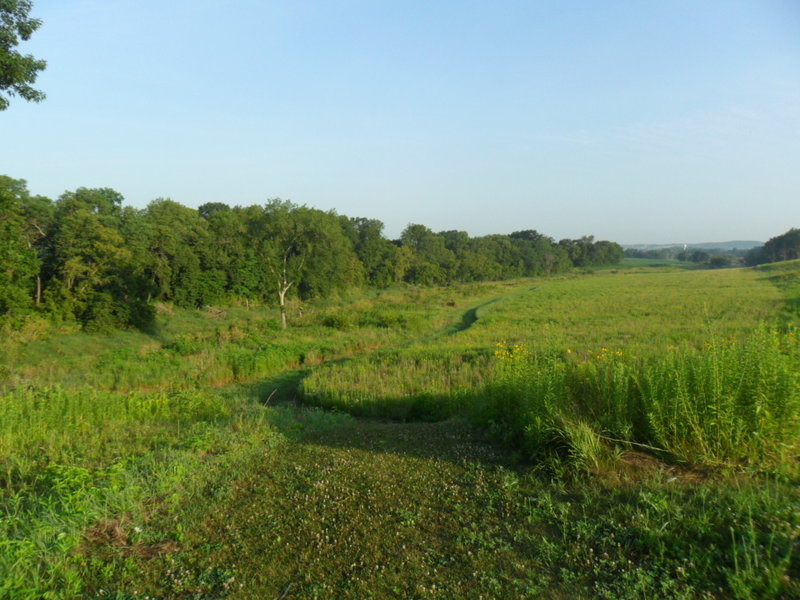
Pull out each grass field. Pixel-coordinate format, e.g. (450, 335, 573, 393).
(1, 263, 798, 599)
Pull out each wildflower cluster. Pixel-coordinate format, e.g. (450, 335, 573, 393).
(493, 341, 528, 362)
(565, 347, 624, 361)
(586, 347, 624, 361)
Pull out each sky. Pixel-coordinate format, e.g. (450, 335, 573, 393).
(2, 0, 799, 244)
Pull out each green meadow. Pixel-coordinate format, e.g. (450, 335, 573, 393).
(1, 263, 798, 599)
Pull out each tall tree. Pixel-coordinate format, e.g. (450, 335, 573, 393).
(340, 217, 399, 287)
(254, 200, 361, 328)
(47, 187, 151, 329)
(0, 176, 38, 316)
(49, 195, 127, 326)
(760, 228, 800, 264)
(18, 190, 53, 306)
(142, 198, 215, 307)
(400, 224, 455, 284)
(0, 0, 46, 110)
(202, 205, 262, 303)
(510, 230, 561, 275)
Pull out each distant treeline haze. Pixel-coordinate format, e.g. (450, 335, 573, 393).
(624, 228, 800, 268)
(0, 176, 626, 329)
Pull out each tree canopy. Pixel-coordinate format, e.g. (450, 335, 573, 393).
(746, 228, 800, 266)
(0, 175, 628, 330)
(0, 0, 46, 110)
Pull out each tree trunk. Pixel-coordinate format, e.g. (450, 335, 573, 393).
(278, 287, 288, 329)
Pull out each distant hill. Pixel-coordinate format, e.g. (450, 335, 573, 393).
(624, 241, 762, 251)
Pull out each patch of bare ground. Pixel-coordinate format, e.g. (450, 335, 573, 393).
(82, 518, 179, 559)
(617, 450, 711, 484)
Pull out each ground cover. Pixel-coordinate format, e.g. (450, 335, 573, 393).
(80, 419, 799, 600)
(1, 265, 798, 599)
(0, 282, 515, 598)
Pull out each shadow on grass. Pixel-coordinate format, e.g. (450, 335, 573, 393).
(443, 296, 506, 336)
(296, 416, 517, 468)
(244, 369, 516, 468)
(236, 354, 358, 406)
(758, 269, 800, 323)
(246, 367, 311, 404)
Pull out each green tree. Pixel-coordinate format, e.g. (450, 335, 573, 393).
(757, 228, 800, 264)
(48, 188, 152, 329)
(0, 176, 38, 316)
(340, 217, 400, 287)
(202, 205, 261, 303)
(588, 240, 623, 266)
(254, 200, 361, 328)
(708, 254, 737, 269)
(0, 0, 46, 110)
(471, 235, 523, 279)
(17, 189, 53, 306)
(198, 202, 231, 221)
(142, 198, 215, 307)
(400, 224, 455, 284)
(49, 204, 128, 325)
(510, 230, 570, 275)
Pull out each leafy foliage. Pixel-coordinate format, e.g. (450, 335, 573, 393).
(747, 227, 800, 265)
(0, 175, 626, 330)
(0, 176, 38, 316)
(0, 0, 46, 110)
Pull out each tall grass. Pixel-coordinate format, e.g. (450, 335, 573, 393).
(0, 284, 500, 394)
(301, 266, 799, 472)
(2, 266, 798, 597)
(303, 268, 788, 435)
(302, 347, 493, 420)
(0, 385, 245, 598)
(483, 326, 800, 470)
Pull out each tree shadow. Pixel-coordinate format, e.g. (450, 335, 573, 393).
(295, 415, 519, 469)
(246, 367, 311, 404)
(757, 271, 800, 322)
(238, 355, 357, 405)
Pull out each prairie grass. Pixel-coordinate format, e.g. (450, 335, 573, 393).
(1, 265, 798, 598)
(0, 284, 497, 393)
(484, 325, 800, 471)
(302, 267, 788, 441)
(0, 281, 510, 598)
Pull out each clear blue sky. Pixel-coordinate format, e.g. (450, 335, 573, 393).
(3, 0, 799, 244)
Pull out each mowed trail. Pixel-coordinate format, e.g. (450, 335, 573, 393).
(126, 419, 553, 600)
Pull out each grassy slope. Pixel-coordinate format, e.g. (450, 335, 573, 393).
(2, 265, 799, 599)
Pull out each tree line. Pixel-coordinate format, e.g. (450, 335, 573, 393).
(0, 176, 623, 330)
(745, 228, 800, 266)
(624, 247, 748, 269)
(624, 228, 800, 269)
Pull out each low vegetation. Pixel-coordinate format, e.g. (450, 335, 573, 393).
(1, 261, 798, 599)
